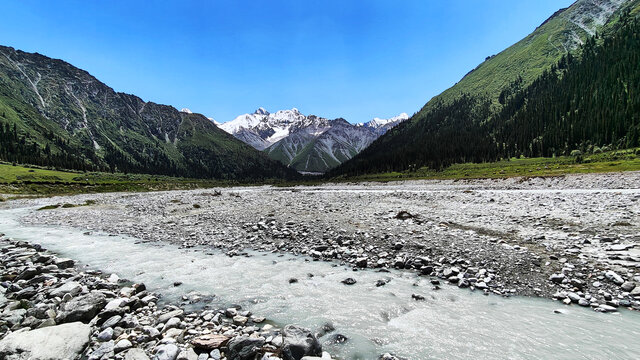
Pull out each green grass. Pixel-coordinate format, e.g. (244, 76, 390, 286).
(2, 148, 639, 196)
(0, 162, 248, 196)
(334, 149, 640, 182)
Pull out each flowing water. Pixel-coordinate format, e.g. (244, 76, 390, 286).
(1, 207, 639, 360)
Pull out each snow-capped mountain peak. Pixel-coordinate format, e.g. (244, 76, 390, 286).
(357, 113, 409, 136)
(254, 107, 269, 115)
(219, 107, 329, 149)
(220, 108, 408, 172)
(180, 108, 193, 114)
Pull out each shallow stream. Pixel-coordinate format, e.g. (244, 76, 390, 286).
(1, 207, 639, 359)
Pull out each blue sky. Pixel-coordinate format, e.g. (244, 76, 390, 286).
(1, 0, 574, 123)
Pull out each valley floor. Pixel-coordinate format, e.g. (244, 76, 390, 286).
(5, 171, 640, 312)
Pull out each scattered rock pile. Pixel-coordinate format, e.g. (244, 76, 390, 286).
(0, 237, 329, 360)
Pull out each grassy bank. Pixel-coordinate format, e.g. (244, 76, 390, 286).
(0, 162, 245, 196)
(2, 148, 639, 197)
(332, 148, 640, 182)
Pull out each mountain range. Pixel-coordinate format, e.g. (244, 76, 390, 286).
(0, 46, 295, 180)
(1, 0, 638, 181)
(219, 109, 407, 173)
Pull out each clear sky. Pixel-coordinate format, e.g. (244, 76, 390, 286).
(1, 0, 574, 123)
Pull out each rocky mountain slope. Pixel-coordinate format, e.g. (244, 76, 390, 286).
(221, 108, 406, 173)
(0, 45, 295, 180)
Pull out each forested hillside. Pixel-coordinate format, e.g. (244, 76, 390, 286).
(0, 46, 296, 180)
(332, 1, 640, 176)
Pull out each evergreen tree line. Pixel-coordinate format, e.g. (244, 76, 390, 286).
(0, 122, 104, 172)
(332, 13, 640, 176)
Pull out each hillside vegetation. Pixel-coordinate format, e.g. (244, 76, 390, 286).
(332, 0, 640, 177)
(0, 46, 296, 181)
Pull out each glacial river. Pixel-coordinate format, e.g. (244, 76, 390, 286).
(1, 207, 639, 360)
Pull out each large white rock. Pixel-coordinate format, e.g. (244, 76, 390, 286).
(0, 321, 91, 360)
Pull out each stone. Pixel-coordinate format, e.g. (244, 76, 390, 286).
(98, 327, 114, 341)
(597, 304, 618, 312)
(621, 281, 636, 292)
(158, 309, 183, 323)
(281, 325, 322, 360)
(54, 258, 75, 269)
(115, 339, 133, 353)
(355, 257, 368, 268)
(210, 349, 221, 360)
(604, 271, 624, 285)
(177, 348, 198, 360)
(162, 317, 181, 331)
(1, 308, 26, 326)
(125, 348, 151, 360)
(549, 273, 565, 284)
(341, 278, 356, 285)
(192, 334, 230, 350)
(154, 343, 180, 360)
(227, 336, 265, 360)
(0, 322, 91, 360)
(233, 315, 248, 326)
(101, 314, 122, 329)
(49, 281, 83, 298)
(89, 340, 115, 360)
(56, 292, 107, 324)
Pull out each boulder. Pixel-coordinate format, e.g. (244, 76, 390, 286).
(0, 321, 90, 360)
(56, 292, 107, 323)
(227, 336, 265, 360)
(54, 258, 75, 269)
(281, 325, 322, 360)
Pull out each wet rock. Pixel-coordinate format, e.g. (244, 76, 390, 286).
(341, 278, 356, 285)
(395, 211, 413, 220)
(54, 258, 75, 269)
(0, 322, 91, 360)
(281, 324, 322, 360)
(596, 304, 618, 313)
(355, 257, 368, 268)
(227, 336, 265, 360)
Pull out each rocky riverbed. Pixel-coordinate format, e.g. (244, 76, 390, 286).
(0, 238, 332, 360)
(0, 172, 639, 358)
(10, 172, 640, 313)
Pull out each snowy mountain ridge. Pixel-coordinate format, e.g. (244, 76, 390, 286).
(219, 108, 408, 172)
